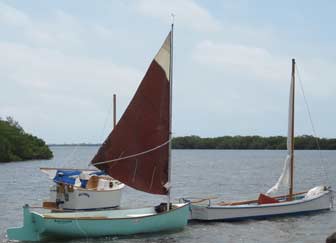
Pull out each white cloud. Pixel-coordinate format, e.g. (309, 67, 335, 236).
(0, 2, 142, 108)
(0, 40, 141, 103)
(25, 10, 83, 49)
(0, 2, 117, 54)
(0, 2, 30, 27)
(192, 40, 336, 98)
(0, 40, 143, 143)
(193, 40, 289, 83)
(0, 2, 143, 143)
(135, 0, 220, 32)
(185, 39, 336, 137)
(293, 59, 336, 98)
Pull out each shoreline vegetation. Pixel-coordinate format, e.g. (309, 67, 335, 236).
(49, 135, 336, 150)
(172, 135, 336, 150)
(0, 117, 53, 162)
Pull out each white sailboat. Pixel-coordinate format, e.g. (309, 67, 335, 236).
(40, 167, 124, 211)
(188, 59, 333, 221)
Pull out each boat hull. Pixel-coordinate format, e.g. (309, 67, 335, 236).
(190, 190, 332, 221)
(49, 185, 124, 210)
(7, 203, 190, 241)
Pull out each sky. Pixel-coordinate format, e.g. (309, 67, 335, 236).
(1, 0, 336, 144)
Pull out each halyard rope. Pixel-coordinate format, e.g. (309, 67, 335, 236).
(92, 139, 171, 166)
(98, 99, 113, 144)
(296, 64, 330, 186)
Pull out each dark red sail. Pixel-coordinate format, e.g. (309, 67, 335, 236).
(91, 32, 171, 195)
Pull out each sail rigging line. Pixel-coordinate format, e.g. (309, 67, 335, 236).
(61, 96, 114, 169)
(61, 143, 82, 168)
(98, 97, 114, 146)
(295, 64, 330, 186)
(84, 96, 114, 169)
(92, 139, 171, 166)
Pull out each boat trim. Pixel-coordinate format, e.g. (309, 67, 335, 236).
(194, 208, 330, 222)
(207, 191, 330, 209)
(216, 191, 306, 206)
(61, 205, 120, 211)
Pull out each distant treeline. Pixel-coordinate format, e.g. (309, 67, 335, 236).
(50, 135, 336, 150)
(0, 117, 53, 162)
(49, 143, 101, 147)
(172, 135, 336, 150)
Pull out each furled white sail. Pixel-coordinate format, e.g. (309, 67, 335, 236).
(267, 72, 294, 195)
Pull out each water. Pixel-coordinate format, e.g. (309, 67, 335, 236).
(1, 147, 335, 242)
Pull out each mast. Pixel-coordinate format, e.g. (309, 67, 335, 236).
(289, 58, 295, 200)
(113, 94, 116, 128)
(167, 23, 173, 210)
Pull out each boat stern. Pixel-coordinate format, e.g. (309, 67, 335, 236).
(7, 205, 43, 241)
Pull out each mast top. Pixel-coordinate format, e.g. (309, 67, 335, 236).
(171, 13, 175, 27)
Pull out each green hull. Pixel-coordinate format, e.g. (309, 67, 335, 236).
(7, 203, 190, 241)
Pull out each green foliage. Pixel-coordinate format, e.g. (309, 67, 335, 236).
(0, 117, 53, 162)
(172, 135, 334, 150)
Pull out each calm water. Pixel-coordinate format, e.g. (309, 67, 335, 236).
(1, 147, 336, 242)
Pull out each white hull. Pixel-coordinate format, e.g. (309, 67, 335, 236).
(190, 190, 332, 221)
(49, 184, 124, 210)
(43, 168, 125, 211)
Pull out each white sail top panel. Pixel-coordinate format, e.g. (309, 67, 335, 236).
(154, 32, 171, 80)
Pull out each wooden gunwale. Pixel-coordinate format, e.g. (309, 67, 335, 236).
(41, 203, 189, 220)
(217, 191, 306, 206)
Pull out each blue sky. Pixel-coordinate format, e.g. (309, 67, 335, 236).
(1, 0, 336, 143)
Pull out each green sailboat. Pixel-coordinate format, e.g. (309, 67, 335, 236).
(7, 24, 190, 241)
